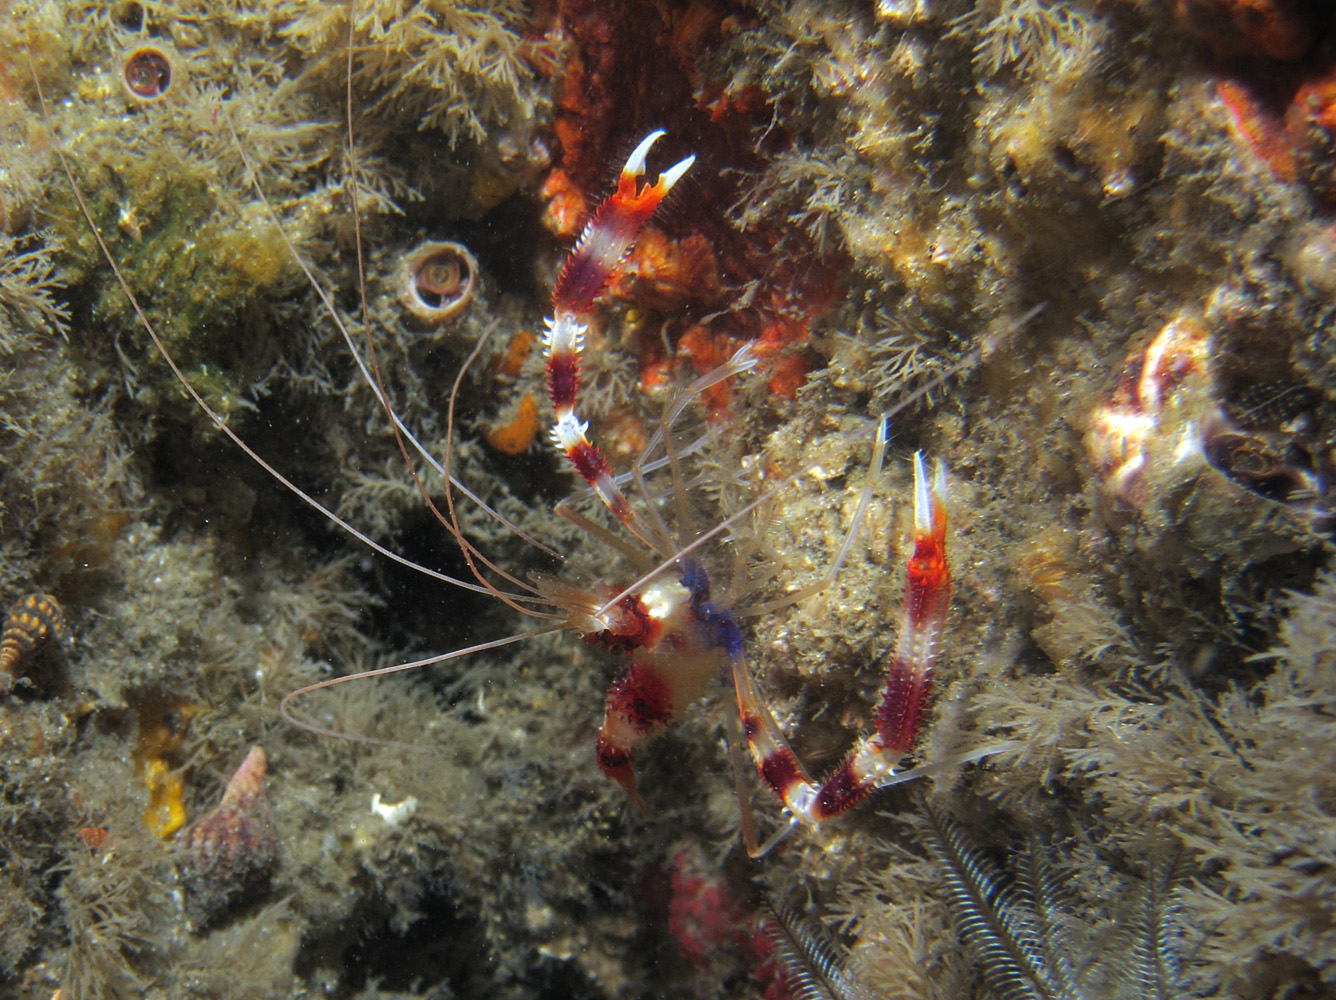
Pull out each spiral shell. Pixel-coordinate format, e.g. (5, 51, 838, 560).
(0, 593, 64, 693)
(181, 745, 278, 927)
(121, 45, 174, 102)
(398, 240, 478, 326)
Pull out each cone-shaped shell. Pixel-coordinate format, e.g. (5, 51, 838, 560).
(181, 745, 278, 928)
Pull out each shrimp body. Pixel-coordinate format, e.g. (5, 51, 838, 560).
(534, 133, 753, 808)
(536, 133, 956, 849)
(590, 559, 741, 808)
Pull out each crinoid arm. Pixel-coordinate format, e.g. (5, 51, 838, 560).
(764, 899, 878, 1000)
(921, 804, 1195, 1000)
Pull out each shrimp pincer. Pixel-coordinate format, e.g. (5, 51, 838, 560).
(545, 131, 695, 532)
(731, 454, 951, 848)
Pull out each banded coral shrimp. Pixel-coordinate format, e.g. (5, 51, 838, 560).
(15, 10, 1020, 999)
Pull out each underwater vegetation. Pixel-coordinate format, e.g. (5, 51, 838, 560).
(1, 0, 1336, 999)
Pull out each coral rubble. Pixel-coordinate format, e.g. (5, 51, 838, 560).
(1, 0, 1335, 998)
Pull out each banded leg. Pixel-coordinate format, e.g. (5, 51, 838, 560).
(595, 645, 725, 811)
(733, 453, 950, 854)
(544, 132, 694, 538)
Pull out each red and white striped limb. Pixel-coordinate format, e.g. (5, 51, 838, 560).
(733, 452, 951, 855)
(544, 131, 695, 533)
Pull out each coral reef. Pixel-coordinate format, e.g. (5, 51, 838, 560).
(2, 0, 1335, 999)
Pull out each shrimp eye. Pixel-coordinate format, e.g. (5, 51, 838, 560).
(122, 46, 173, 102)
(398, 240, 479, 325)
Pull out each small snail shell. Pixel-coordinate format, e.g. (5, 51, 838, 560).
(122, 45, 174, 102)
(398, 240, 479, 326)
(1203, 430, 1315, 505)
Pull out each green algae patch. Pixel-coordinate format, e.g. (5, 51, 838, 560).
(48, 133, 297, 388)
